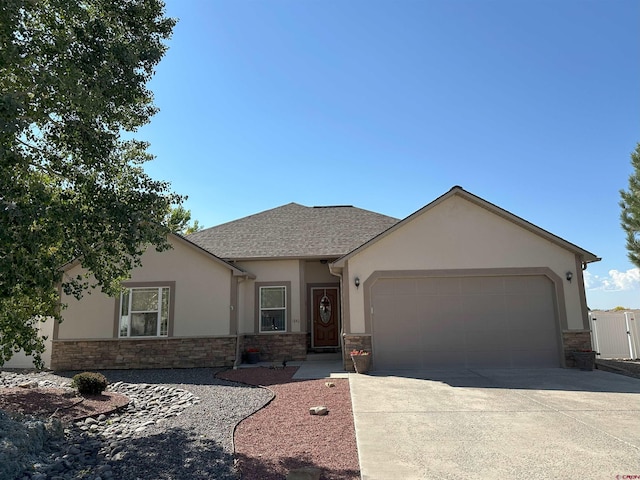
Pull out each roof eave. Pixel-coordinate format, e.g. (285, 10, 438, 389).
(224, 254, 345, 262)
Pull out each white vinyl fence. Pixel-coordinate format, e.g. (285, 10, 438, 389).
(589, 311, 640, 360)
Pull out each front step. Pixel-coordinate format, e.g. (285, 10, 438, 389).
(305, 352, 342, 362)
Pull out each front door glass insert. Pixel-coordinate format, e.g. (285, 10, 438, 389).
(319, 294, 331, 324)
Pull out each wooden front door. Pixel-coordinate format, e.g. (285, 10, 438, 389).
(312, 287, 340, 348)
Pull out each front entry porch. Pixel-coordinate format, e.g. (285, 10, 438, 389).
(309, 285, 340, 349)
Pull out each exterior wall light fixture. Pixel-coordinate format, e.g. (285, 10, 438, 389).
(354, 277, 360, 289)
(566, 271, 573, 283)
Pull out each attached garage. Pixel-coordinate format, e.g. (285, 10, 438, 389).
(369, 273, 562, 370)
(333, 187, 600, 372)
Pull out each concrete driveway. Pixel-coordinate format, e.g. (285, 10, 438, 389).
(349, 368, 640, 480)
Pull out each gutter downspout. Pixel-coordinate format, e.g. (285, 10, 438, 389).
(233, 276, 248, 370)
(328, 263, 345, 366)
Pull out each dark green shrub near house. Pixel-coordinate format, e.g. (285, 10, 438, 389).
(71, 372, 108, 395)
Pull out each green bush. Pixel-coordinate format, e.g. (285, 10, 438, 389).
(71, 372, 108, 395)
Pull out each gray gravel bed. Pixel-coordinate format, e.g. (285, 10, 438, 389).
(1, 368, 273, 480)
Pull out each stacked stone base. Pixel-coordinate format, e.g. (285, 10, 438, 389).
(343, 335, 372, 372)
(51, 333, 310, 370)
(241, 333, 307, 362)
(562, 330, 593, 368)
(50, 330, 591, 371)
(50, 337, 237, 370)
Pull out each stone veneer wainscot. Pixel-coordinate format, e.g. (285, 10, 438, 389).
(50, 337, 237, 370)
(240, 333, 307, 362)
(343, 335, 372, 372)
(562, 330, 593, 368)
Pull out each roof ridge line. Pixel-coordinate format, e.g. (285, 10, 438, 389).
(312, 205, 354, 208)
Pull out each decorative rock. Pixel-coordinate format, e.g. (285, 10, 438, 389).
(17, 381, 38, 389)
(325, 382, 335, 387)
(309, 406, 328, 416)
(286, 467, 322, 480)
(1, 371, 202, 479)
(112, 451, 126, 462)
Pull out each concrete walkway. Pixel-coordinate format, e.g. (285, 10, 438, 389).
(236, 356, 348, 380)
(350, 368, 640, 480)
(292, 357, 349, 380)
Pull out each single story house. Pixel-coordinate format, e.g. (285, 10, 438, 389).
(50, 186, 599, 371)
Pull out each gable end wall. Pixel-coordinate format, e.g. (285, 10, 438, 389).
(344, 195, 588, 333)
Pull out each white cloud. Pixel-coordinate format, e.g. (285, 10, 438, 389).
(585, 268, 640, 291)
(583, 270, 595, 289)
(605, 268, 640, 290)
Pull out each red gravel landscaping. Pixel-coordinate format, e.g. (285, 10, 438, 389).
(217, 367, 360, 480)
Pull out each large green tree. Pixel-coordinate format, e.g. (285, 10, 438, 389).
(166, 206, 203, 235)
(0, 0, 180, 367)
(620, 143, 640, 268)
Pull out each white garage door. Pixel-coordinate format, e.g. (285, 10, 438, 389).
(371, 275, 561, 369)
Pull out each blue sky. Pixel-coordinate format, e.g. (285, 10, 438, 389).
(138, 0, 640, 309)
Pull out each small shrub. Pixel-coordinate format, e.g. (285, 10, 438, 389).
(71, 372, 108, 395)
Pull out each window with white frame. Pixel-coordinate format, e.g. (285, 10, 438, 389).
(119, 287, 170, 337)
(259, 286, 286, 332)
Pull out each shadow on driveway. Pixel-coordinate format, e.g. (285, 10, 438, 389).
(367, 367, 640, 393)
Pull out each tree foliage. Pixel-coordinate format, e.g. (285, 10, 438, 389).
(0, 0, 179, 367)
(621, 143, 640, 269)
(167, 206, 203, 235)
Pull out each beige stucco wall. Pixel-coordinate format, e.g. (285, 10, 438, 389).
(305, 260, 339, 284)
(2, 316, 55, 369)
(236, 259, 302, 333)
(345, 195, 586, 332)
(59, 237, 234, 339)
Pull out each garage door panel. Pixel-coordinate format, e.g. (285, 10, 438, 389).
(371, 274, 561, 370)
(511, 315, 556, 333)
(510, 325, 556, 348)
(422, 322, 461, 345)
(371, 279, 395, 296)
(436, 277, 461, 295)
(460, 294, 501, 314)
(505, 276, 551, 295)
(465, 315, 508, 333)
(371, 319, 394, 340)
(422, 327, 464, 350)
(421, 323, 463, 348)
(392, 296, 418, 323)
(390, 278, 418, 295)
(463, 315, 509, 334)
(418, 351, 467, 369)
(375, 350, 424, 370)
(436, 295, 463, 318)
(506, 294, 553, 321)
(466, 349, 512, 368)
(465, 330, 512, 351)
(392, 324, 423, 350)
(511, 349, 559, 368)
(416, 277, 438, 294)
(461, 276, 505, 295)
(516, 290, 553, 308)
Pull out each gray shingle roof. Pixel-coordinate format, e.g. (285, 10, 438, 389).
(186, 202, 400, 259)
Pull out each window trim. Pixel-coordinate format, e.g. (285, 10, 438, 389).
(113, 281, 176, 338)
(255, 281, 291, 333)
